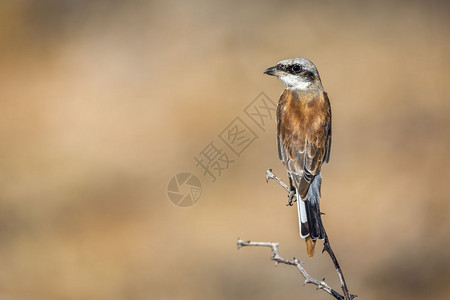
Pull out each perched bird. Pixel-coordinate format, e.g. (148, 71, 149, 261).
(264, 58, 332, 257)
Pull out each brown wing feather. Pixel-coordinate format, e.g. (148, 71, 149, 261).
(277, 90, 332, 199)
(323, 92, 332, 163)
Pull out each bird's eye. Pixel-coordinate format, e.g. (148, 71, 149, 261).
(291, 64, 302, 73)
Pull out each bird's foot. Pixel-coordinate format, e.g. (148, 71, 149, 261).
(286, 189, 296, 206)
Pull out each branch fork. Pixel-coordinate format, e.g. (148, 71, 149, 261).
(237, 239, 342, 299)
(238, 169, 356, 300)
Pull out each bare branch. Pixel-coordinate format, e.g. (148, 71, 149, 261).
(237, 239, 344, 300)
(265, 169, 290, 192)
(264, 169, 356, 300)
(322, 235, 356, 300)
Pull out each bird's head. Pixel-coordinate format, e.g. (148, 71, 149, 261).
(264, 58, 322, 91)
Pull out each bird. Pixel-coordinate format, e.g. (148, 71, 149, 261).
(264, 58, 332, 257)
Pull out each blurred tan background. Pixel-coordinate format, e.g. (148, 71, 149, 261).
(0, 0, 449, 299)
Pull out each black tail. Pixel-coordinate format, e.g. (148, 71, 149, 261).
(305, 173, 325, 240)
(298, 173, 325, 256)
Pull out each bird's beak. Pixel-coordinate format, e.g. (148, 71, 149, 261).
(264, 65, 283, 76)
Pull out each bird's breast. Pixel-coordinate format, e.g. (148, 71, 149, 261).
(277, 89, 329, 147)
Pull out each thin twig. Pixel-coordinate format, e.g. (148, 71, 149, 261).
(265, 169, 356, 300)
(265, 169, 290, 191)
(322, 232, 355, 299)
(237, 239, 344, 299)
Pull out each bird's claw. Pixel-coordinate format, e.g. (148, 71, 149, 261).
(286, 189, 296, 206)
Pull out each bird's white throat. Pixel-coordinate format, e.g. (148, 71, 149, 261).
(280, 74, 311, 90)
